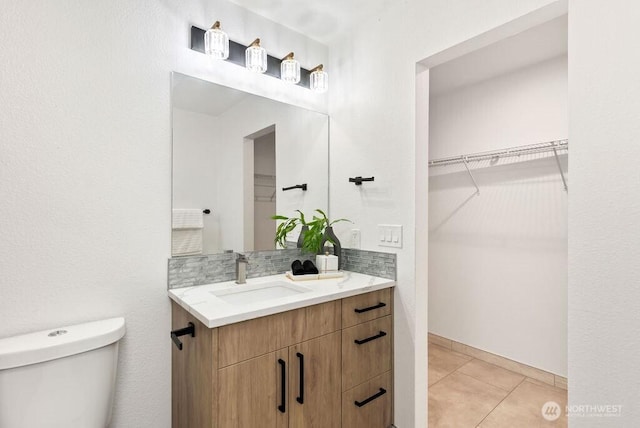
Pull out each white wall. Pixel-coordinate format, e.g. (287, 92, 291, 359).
(218, 95, 329, 245)
(172, 108, 222, 254)
(568, 0, 640, 424)
(0, 1, 327, 426)
(428, 56, 568, 376)
(328, 1, 564, 426)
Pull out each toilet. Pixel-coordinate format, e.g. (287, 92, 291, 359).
(0, 317, 125, 428)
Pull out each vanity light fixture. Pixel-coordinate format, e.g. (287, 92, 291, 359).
(310, 64, 328, 93)
(204, 21, 229, 60)
(245, 38, 267, 73)
(280, 52, 301, 84)
(190, 25, 327, 92)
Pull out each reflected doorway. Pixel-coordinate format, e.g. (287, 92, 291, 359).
(243, 125, 277, 251)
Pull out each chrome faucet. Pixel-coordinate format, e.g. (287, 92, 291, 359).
(235, 253, 248, 284)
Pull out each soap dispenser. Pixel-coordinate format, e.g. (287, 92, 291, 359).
(320, 226, 342, 270)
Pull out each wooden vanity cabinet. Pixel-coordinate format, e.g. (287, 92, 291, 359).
(171, 288, 393, 428)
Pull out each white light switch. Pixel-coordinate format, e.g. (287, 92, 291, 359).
(378, 224, 403, 248)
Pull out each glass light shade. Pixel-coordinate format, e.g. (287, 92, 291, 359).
(310, 69, 329, 93)
(204, 28, 229, 60)
(280, 58, 301, 84)
(245, 45, 267, 73)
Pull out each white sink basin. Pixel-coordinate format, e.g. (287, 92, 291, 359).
(210, 281, 312, 305)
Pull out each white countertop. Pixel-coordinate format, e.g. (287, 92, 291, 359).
(168, 272, 395, 328)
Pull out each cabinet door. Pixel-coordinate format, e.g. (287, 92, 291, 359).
(218, 352, 287, 428)
(289, 332, 342, 427)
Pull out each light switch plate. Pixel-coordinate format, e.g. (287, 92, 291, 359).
(378, 224, 402, 248)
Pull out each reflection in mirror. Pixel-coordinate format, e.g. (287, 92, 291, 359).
(171, 73, 329, 257)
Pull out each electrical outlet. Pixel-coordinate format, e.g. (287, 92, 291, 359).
(350, 229, 361, 249)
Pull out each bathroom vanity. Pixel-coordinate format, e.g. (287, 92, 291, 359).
(169, 273, 394, 428)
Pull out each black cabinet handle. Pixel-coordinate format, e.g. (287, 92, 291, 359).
(354, 302, 386, 313)
(354, 331, 387, 345)
(278, 359, 286, 413)
(296, 352, 304, 404)
(355, 388, 387, 407)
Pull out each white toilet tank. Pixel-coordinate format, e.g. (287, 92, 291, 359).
(0, 317, 125, 428)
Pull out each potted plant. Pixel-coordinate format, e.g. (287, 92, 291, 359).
(272, 209, 350, 254)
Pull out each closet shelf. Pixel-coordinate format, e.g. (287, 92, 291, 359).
(428, 139, 569, 193)
(428, 140, 568, 166)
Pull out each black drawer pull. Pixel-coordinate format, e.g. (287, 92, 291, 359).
(354, 331, 387, 345)
(278, 359, 286, 413)
(296, 352, 304, 404)
(354, 302, 386, 313)
(355, 388, 387, 407)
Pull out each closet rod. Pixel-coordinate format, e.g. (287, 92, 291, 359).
(428, 139, 568, 167)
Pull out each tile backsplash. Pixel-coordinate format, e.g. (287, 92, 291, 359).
(341, 248, 396, 280)
(168, 248, 397, 289)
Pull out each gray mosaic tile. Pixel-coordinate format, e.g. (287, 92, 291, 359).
(168, 248, 397, 289)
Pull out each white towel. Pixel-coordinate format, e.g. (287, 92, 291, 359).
(172, 209, 204, 229)
(171, 229, 203, 256)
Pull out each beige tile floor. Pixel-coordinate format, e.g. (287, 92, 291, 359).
(428, 344, 568, 427)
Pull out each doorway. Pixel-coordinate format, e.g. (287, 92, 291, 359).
(416, 7, 569, 427)
(243, 125, 277, 251)
(253, 130, 277, 250)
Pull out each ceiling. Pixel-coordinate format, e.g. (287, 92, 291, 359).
(226, 0, 395, 44)
(430, 15, 568, 95)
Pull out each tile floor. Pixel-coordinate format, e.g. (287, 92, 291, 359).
(428, 344, 568, 427)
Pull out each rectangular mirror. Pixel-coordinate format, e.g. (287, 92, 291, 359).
(171, 73, 329, 256)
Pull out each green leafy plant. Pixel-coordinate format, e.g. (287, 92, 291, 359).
(272, 209, 350, 253)
(272, 210, 305, 249)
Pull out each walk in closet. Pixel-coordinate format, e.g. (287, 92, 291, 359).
(427, 15, 568, 378)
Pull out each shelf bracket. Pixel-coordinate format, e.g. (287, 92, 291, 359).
(552, 146, 568, 192)
(462, 157, 480, 195)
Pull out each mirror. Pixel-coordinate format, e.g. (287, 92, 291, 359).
(171, 73, 329, 256)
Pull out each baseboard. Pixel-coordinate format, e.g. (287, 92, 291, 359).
(428, 333, 567, 390)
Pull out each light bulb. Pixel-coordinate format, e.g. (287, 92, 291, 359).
(310, 65, 328, 93)
(280, 52, 300, 84)
(245, 39, 267, 73)
(204, 21, 229, 60)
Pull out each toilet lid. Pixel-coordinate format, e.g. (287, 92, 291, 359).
(0, 317, 125, 370)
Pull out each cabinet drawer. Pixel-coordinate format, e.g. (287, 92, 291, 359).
(342, 316, 392, 391)
(342, 288, 392, 328)
(343, 371, 392, 428)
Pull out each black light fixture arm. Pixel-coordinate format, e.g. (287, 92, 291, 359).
(349, 176, 375, 185)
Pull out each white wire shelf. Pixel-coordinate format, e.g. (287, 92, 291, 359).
(428, 139, 568, 166)
(428, 139, 569, 193)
